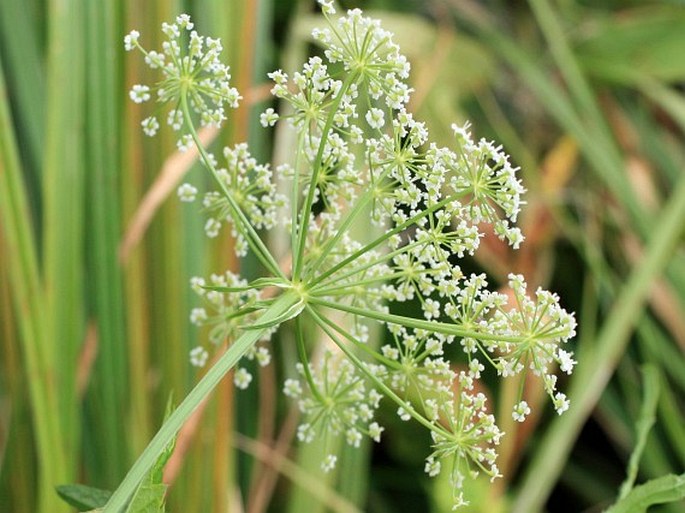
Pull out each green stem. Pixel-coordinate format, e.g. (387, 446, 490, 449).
(617, 365, 660, 501)
(310, 239, 425, 294)
(310, 297, 528, 344)
(295, 316, 324, 403)
(103, 291, 301, 513)
(308, 192, 464, 289)
(304, 156, 392, 279)
(292, 73, 356, 282)
(180, 93, 285, 280)
(307, 306, 451, 438)
(511, 173, 685, 513)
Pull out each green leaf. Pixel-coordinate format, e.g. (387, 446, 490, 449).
(55, 484, 111, 511)
(604, 473, 685, 513)
(124, 484, 167, 513)
(242, 299, 304, 330)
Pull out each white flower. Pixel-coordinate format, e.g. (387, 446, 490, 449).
(129, 84, 150, 103)
(141, 116, 159, 137)
(177, 183, 198, 202)
(318, 0, 336, 15)
(554, 392, 570, 414)
(177, 134, 194, 152)
(369, 422, 384, 442)
(424, 457, 441, 477)
(189, 346, 209, 367)
(557, 349, 576, 374)
(124, 30, 139, 51)
(260, 107, 279, 127)
(255, 347, 271, 367)
(283, 378, 302, 398)
(176, 13, 193, 30)
(512, 400, 531, 422)
(189, 307, 207, 325)
(126, 14, 242, 138)
(204, 218, 221, 238)
(346, 428, 362, 448)
(321, 454, 337, 473)
(365, 108, 385, 129)
(234, 368, 253, 389)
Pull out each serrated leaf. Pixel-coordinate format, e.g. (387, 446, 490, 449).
(56, 484, 111, 511)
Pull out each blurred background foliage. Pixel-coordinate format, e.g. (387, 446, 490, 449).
(1, 0, 684, 512)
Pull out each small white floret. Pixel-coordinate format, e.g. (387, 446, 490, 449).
(124, 30, 139, 51)
(512, 400, 531, 422)
(189, 346, 209, 367)
(129, 84, 150, 103)
(234, 368, 253, 390)
(177, 183, 198, 202)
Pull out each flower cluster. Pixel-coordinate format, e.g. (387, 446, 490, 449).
(196, 143, 287, 255)
(187, 271, 273, 389)
(124, 14, 241, 144)
(126, 5, 577, 509)
(285, 350, 384, 472)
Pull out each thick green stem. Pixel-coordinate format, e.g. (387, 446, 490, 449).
(103, 291, 300, 513)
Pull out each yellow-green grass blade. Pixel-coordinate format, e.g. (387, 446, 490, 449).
(0, 59, 69, 513)
(82, 0, 129, 487)
(0, 0, 45, 188)
(512, 171, 685, 513)
(42, 0, 87, 492)
(0, 238, 37, 511)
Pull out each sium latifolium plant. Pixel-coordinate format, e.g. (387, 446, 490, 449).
(110, 3, 577, 510)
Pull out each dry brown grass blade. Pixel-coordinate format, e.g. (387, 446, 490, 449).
(76, 322, 99, 398)
(118, 83, 272, 265)
(235, 430, 362, 513)
(515, 135, 578, 282)
(473, 135, 578, 281)
(246, 407, 300, 513)
(118, 125, 219, 264)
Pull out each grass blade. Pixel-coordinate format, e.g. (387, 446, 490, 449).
(83, 0, 129, 486)
(512, 171, 685, 513)
(617, 365, 660, 500)
(0, 57, 69, 513)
